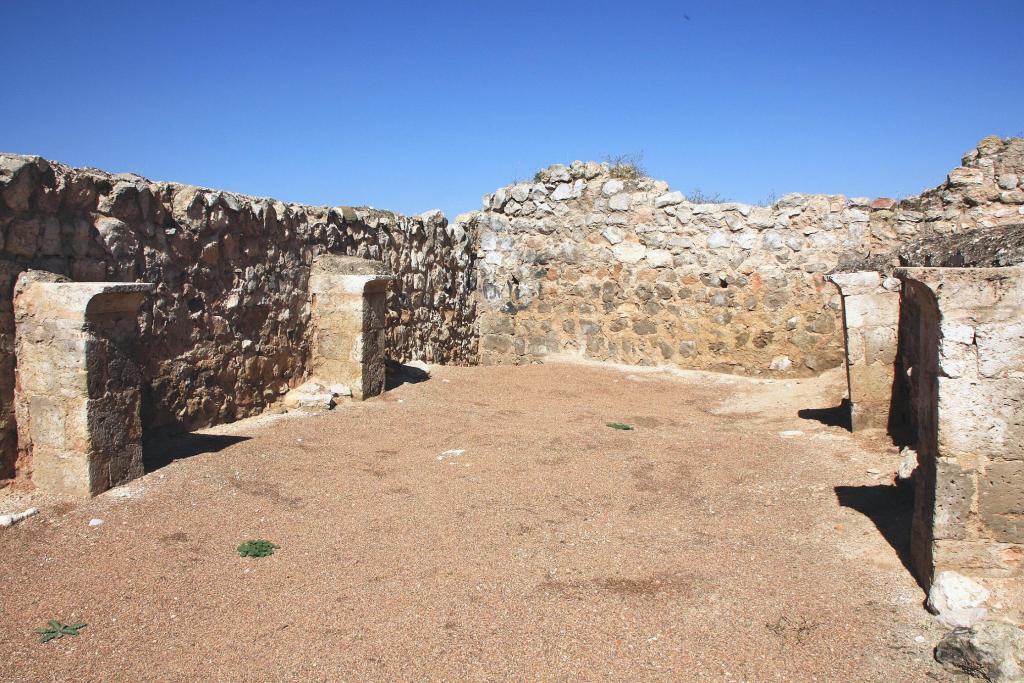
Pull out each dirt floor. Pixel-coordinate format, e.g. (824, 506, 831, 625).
(0, 362, 963, 682)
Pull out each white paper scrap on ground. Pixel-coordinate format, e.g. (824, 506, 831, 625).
(437, 449, 466, 461)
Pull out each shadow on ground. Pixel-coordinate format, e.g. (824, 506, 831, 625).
(835, 483, 920, 587)
(385, 359, 431, 390)
(143, 433, 250, 473)
(799, 399, 852, 430)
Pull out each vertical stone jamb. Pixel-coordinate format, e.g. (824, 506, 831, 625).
(896, 266, 1024, 594)
(829, 271, 901, 430)
(13, 271, 153, 496)
(308, 255, 394, 400)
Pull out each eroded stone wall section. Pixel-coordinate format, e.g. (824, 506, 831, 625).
(829, 271, 901, 430)
(896, 267, 1024, 593)
(0, 156, 479, 479)
(307, 255, 393, 400)
(14, 271, 152, 495)
(464, 136, 1024, 376)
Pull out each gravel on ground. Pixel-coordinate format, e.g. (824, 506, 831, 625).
(0, 363, 957, 681)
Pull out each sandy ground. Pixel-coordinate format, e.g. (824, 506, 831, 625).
(0, 363, 961, 682)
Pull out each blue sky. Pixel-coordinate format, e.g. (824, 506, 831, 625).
(2, 1, 1022, 219)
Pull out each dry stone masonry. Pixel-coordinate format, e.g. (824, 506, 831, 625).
(2, 136, 1024, 642)
(465, 137, 1024, 376)
(0, 155, 478, 479)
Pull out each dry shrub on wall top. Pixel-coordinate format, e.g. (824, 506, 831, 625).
(685, 187, 730, 204)
(604, 152, 647, 180)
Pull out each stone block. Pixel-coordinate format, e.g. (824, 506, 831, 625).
(13, 271, 151, 496)
(863, 325, 897, 365)
(932, 539, 1024, 578)
(842, 292, 899, 328)
(306, 255, 393, 401)
(938, 377, 1024, 461)
(933, 457, 976, 541)
(979, 460, 1024, 543)
(938, 338, 979, 379)
(977, 319, 1024, 379)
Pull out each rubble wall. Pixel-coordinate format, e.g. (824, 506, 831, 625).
(0, 155, 478, 478)
(467, 136, 1024, 375)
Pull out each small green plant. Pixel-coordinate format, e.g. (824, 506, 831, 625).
(604, 152, 647, 180)
(237, 539, 279, 557)
(606, 422, 634, 431)
(36, 620, 86, 643)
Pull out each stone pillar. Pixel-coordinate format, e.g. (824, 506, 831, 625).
(307, 255, 393, 400)
(13, 271, 153, 496)
(896, 266, 1024, 592)
(829, 271, 901, 430)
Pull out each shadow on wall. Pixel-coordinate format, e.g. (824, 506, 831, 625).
(142, 432, 250, 473)
(834, 483, 921, 589)
(886, 291, 920, 449)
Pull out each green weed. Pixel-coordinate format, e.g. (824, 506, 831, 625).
(36, 620, 86, 643)
(237, 539, 280, 557)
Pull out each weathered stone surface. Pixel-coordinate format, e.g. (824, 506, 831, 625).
(551, 183, 574, 201)
(949, 167, 986, 187)
(655, 191, 684, 208)
(898, 447, 917, 481)
(935, 621, 1024, 682)
(980, 460, 1024, 542)
(612, 242, 646, 263)
(608, 193, 631, 211)
(601, 180, 624, 196)
(13, 271, 152, 496)
(927, 570, 991, 628)
(282, 381, 336, 411)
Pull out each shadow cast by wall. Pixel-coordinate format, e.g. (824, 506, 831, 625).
(798, 399, 852, 430)
(834, 483, 921, 588)
(143, 432, 250, 473)
(384, 359, 431, 390)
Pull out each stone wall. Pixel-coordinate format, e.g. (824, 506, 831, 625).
(467, 136, 1024, 376)
(3, 135, 1022, 481)
(896, 267, 1024, 588)
(0, 155, 478, 479)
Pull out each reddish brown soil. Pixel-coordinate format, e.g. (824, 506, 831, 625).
(0, 363, 957, 681)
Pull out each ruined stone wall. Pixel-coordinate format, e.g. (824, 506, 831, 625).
(467, 136, 1024, 376)
(829, 272, 902, 431)
(896, 267, 1024, 587)
(0, 155, 478, 479)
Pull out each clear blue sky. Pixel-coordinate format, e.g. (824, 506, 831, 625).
(3, 1, 1022, 219)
